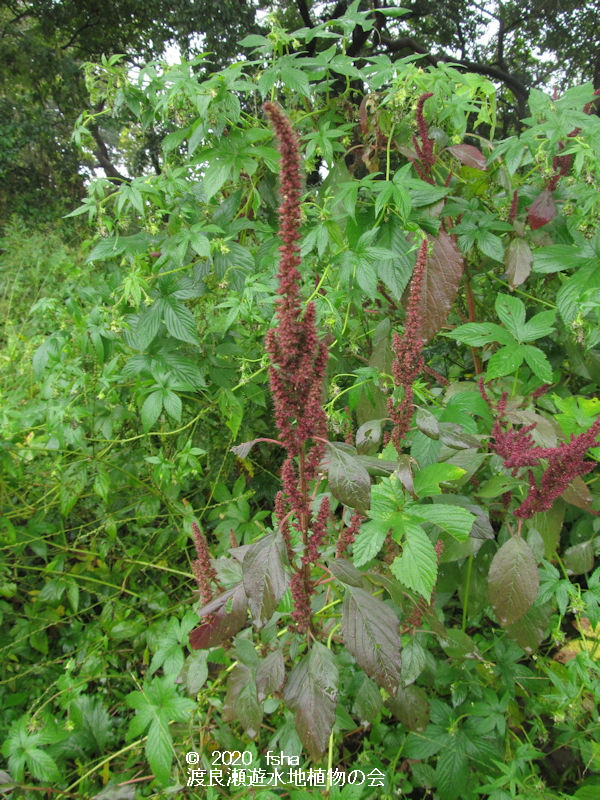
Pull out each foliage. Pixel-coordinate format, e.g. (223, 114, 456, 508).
(2, 7, 600, 799)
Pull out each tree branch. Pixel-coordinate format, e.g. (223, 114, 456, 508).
(379, 34, 529, 117)
(295, 0, 314, 28)
(90, 125, 130, 184)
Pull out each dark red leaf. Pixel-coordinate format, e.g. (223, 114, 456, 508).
(342, 586, 402, 695)
(527, 190, 557, 230)
(189, 583, 248, 649)
(505, 237, 533, 288)
(416, 232, 464, 342)
(448, 144, 487, 170)
(284, 643, 338, 760)
(256, 649, 285, 701)
(242, 532, 289, 627)
(222, 664, 262, 737)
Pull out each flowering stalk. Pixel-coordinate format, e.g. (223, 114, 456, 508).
(263, 102, 330, 633)
(412, 93, 435, 183)
(191, 521, 217, 605)
(480, 381, 600, 518)
(388, 239, 428, 451)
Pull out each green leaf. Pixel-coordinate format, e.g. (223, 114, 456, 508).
(163, 300, 200, 345)
(178, 651, 208, 695)
(522, 310, 555, 340)
(407, 180, 450, 207)
(141, 391, 163, 431)
(488, 537, 539, 626)
(391, 523, 438, 600)
(161, 390, 182, 423)
(444, 322, 513, 346)
(126, 678, 195, 786)
(532, 244, 587, 274)
(413, 463, 467, 497)
(409, 504, 474, 541)
(401, 637, 427, 686)
(342, 586, 402, 695)
(284, 643, 338, 761)
(521, 345, 553, 383)
(135, 305, 162, 350)
(352, 518, 388, 567)
(146, 719, 172, 785)
(495, 293, 526, 340)
(325, 442, 371, 514)
(436, 740, 469, 800)
(485, 345, 524, 379)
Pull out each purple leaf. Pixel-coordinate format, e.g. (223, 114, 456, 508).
(527, 190, 557, 230)
(448, 144, 487, 170)
(242, 532, 289, 627)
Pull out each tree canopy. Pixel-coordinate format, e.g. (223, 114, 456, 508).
(1, 0, 599, 218)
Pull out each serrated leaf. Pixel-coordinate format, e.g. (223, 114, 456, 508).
(488, 537, 539, 626)
(401, 637, 427, 686)
(522, 309, 556, 341)
(444, 322, 513, 346)
(495, 293, 526, 340)
(223, 664, 262, 738)
(409, 504, 474, 541)
(342, 586, 402, 695)
(505, 238, 532, 288)
(522, 345, 553, 383)
(146, 720, 172, 785)
(532, 244, 587, 274)
(256, 650, 285, 702)
(325, 442, 371, 513)
(242, 532, 288, 627)
(162, 391, 182, 423)
(141, 391, 163, 431)
(448, 144, 487, 169)
(388, 685, 430, 731)
(352, 518, 388, 566)
(485, 344, 524, 379)
(391, 524, 438, 600)
(415, 231, 463, 342)
(135, 306, 162, 350)
(438, 628, 479, 659)
(163, 300, 200, 345)
(436, 743, 469, 800)
(178, 651, 208, 695)
(284, 643, 338, 761)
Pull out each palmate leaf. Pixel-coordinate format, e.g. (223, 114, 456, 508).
(488, 537, 539, 626)
(126, 678, 195, 786)
(342, 586, 402, 695)
(284, 643, 338, 761)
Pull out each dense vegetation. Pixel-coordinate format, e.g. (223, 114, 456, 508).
(2, 4, 600, 799)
